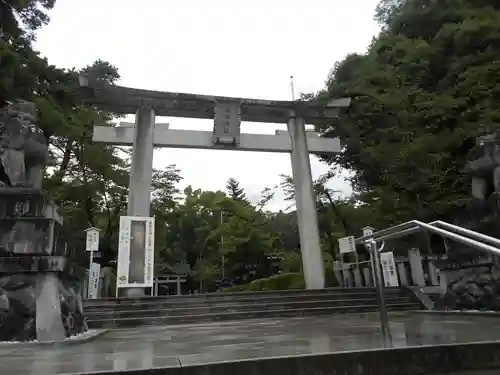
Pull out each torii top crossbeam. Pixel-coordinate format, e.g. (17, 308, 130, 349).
(77, 74, 351, 124)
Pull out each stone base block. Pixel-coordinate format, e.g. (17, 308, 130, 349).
(0, 273, 87, 341)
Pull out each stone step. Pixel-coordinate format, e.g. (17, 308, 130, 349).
(85, 296, 413, 319)
(83, 291, 399, 311)
(83, 288, 405, 308)
(86, 302, 420, 328)
(83, 287, 403, 306)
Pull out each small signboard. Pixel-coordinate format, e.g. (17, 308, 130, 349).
(380, 251, 399, 287)
(117, 216, 155, 289)
(362, 226, 374, 249)
(88, 262, 101, 299)
(85, 227, 100, 252)
(362, 226, 374, 237)
(338, 236, 356, 254)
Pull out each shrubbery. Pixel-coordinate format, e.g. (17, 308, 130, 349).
(223, 271, 338, 292)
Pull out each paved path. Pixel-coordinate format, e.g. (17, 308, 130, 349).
(1, 312, 500, 374)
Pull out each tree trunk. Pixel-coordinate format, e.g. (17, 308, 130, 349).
(53, 140, 73, 182)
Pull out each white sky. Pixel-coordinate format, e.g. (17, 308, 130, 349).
(35, 0, 380, 211)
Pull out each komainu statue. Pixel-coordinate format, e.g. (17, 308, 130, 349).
(0, 101, 48, 189)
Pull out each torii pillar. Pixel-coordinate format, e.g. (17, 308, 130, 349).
(125, 107, 155, 297)
(288, 114, 324, 289)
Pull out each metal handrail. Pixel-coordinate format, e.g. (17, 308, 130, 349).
(353, 220, 500, 342)
(355, 220, 500, 257)
(432, 220, 500, 248)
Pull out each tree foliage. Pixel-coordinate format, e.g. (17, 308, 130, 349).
(225, 177, 248, 202)
(5, 0, 500, 293)
(317, 0, 500, 227)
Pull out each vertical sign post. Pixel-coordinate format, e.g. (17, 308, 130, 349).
(338, 236, 356, 287)
(85, 227, 101, 299)
(362, 226, 376, 286)
(89, 262, 101, 299)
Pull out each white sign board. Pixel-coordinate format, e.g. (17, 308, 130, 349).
(117, 216, 155, 289)
(88, 262, 101, 299)
(338, 236, 356, 254)
(362, 226, 374, 249)
(85, 227, 100, 252)
(362, 226, 374, 237)
(380, 251, 399, 287)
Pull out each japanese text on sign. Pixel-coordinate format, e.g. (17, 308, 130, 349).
(116, 216, 155, 289)
(338, 236, 356, 254)
(380, 251, 399, 287)
(86, 228, 100, 252)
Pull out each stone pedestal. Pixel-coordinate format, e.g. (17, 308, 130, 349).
(408, 248, 426, 286)
(0, 189, 87, 341)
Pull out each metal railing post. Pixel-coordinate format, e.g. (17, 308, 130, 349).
(370, 240, 391, 339)
(353, 218, 500, 347)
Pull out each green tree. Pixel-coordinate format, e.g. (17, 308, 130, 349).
(317, 0, 500, 230)
(159, 185, 278, 291)
(0, 0, 139, 266)
(226, 177, 248, 202)
(0, 0, 55, 40)
(0, 0, 58, 106)
(279, 173, 374, 261)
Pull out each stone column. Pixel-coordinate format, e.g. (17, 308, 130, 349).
(333, 261, 343, 286)
(428, 261, 439, 286)
(287, 115, 324, 289)
(124, 107, 155, 297)
(471, 176, 487, 200)
(408, 248, 426, 287)
(362, 267, 372, 286)
(343, 265, 353, 287)
(353, 267, 363, 287)
(439, 271, 448, 294)
(397, 262, 409, 285)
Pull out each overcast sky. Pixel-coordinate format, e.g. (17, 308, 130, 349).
(35, 0, 380, 211)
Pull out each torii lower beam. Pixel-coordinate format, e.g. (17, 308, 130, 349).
(94, 124, 341, 154)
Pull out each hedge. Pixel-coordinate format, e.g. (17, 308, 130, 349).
(223, 269, 339, 292)
(223, 273, 305, 292)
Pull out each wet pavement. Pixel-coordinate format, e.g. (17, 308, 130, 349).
(1, 312, 500, 374)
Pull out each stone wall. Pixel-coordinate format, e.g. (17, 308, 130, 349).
(437, 266, 500, 310)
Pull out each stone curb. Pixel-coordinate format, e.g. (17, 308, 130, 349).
(0, 329, 108, 348)
(410, 310, 500, 317)
(79, 340, 500, 375)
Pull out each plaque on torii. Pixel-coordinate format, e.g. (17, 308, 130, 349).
(213, 101, 241, 146)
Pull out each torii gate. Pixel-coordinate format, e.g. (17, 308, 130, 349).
(78, 75, 350, 295)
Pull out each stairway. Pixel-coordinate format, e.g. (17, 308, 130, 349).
(83, 287, 423, 328)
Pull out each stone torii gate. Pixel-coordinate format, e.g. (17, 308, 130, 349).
(78, 75, 350, 294)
